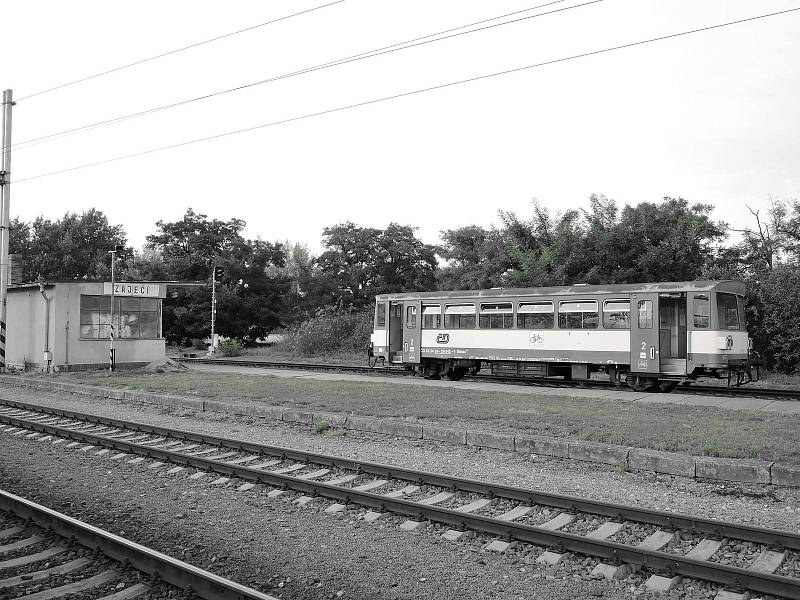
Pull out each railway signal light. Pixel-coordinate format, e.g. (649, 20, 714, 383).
(214, 266, 224, 280)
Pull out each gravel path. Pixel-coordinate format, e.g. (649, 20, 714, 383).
(1, 385, 799, 600)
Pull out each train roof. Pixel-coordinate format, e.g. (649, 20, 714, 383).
(374, 280, 745, 301)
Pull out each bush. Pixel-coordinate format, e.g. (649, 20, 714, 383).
(755, 265, 800, 373)
(280, 306, 372, 356)
(217, 338, 243, 357)
(191, 338, 207, 350)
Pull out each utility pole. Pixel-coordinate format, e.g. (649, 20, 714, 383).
(0, 90, 14, 373)
(209, 260, 217, 355)
(108, 247, 119, 371)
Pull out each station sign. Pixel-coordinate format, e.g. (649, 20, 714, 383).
(103, 282, 166, 298)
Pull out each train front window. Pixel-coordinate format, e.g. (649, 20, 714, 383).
(422, 304, 441, 329)
(716, 293, 740, 330)
(517, 302, 554, 329)
(445, 304, 476, 329)
(602, 300, 630, 329)
(558, 301, 598, 329)
(693, 295, 709, 328)
(376, 302, 386, 328)
(479, 303, 513, 328)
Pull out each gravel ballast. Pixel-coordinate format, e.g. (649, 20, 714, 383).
(1, 385, 799, 599)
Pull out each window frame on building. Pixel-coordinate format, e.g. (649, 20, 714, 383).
(79, 294, 162, 340)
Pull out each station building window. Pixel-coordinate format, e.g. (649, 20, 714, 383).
(79, 295, 161, 340)
(602, 299, 630, 329)
(422, 304, 441, 329)
(479, 302, 513, 329)
(517, 302, 554, 329)
(716, 293, 740, 330)
(558, 300, 598, 329)
(444, 304, 476, 329)
(693, 295, 710, 328)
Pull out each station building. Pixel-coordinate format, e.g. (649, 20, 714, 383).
(6, 281, 167, 371)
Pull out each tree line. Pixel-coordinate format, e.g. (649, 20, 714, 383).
(8, 196, 800, 372)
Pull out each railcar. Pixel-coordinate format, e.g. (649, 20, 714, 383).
(367, 281, 755, 391)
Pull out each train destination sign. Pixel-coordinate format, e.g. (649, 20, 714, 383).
(103, 282, 166, 298)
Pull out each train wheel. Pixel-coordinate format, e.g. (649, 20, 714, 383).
(626, 375, 658, 392)
(446, 367, 468, 381)
(658, 381, 678, 393)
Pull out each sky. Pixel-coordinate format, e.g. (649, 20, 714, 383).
(3, 0, 799, 253)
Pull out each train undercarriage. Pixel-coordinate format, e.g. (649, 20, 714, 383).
(405, 357, 760, 391)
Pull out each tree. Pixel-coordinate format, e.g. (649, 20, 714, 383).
(147, 209, 290, 344)
(603, 197, 725, 283)
(311, 222, 437, 308)
(9, 209, 128, 282)
(755, 264, 800, 373)
(146, 208, 246, 281)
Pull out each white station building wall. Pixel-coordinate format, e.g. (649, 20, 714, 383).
(6, 281, 166, 370)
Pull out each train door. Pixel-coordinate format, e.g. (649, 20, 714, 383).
(402, 300, 422, 364)
(658, 294, 687, 375)
(388, 302, 403, 363)
(630, 293, 660, 374)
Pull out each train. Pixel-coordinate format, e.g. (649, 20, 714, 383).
(367, 280, 757, 391)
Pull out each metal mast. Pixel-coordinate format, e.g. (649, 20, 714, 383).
(0, 90, 14, 372)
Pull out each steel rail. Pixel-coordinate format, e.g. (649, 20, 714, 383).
(1, 399, 797, 549)
(3, 411, 799, 599)
(177, 357, 800, 401)
(0, 488, 276, 600)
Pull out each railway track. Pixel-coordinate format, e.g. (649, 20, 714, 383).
(1, 398, 798, 599)
(0, 487, 276, 600)
(175, 356, 800, 401)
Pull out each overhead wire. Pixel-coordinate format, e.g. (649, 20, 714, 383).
(15, 0, 345, 102)
(13, 6, 800, 184)
(12, 0, 589, 150)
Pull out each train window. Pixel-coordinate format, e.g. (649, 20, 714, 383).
(376, 302, 386, 328)
(445, 304, 476, 329)
(517, 302, 554, 329)
(693, 295, 709, 328)
(637, 300, 653, 329)
(558, 301, 599, 329)
(603, 300, 630, 329)
(406, 305, 417, 329)
(422, 304, 441, 329)
(479, 302, 513, 328)
(716, 293, 740, 330)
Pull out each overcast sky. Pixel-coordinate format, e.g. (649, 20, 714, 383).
(3, 0, 799, 252)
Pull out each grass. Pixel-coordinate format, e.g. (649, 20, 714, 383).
(64, 369, 800, 465)
(168, 344, 367, 367)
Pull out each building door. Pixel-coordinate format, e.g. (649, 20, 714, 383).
(630, 293, 660, 374)
(402, 300, 422, 364)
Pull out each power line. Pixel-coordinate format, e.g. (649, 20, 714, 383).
(13, 0, 589, 150)
(15, 1, 345, 102)
(13, 6, 800, 184)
